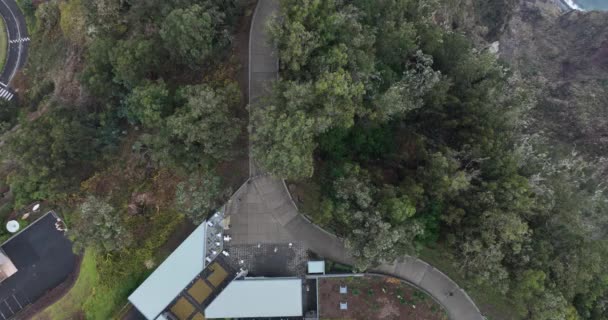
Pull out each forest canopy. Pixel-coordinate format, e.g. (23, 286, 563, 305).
(0, 0, 605, 319)
(251, 1, 608, 319)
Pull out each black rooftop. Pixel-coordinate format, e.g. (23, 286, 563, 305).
(0, 212, 76, 319)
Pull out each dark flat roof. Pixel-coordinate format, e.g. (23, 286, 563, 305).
(0, 212, 76, 319)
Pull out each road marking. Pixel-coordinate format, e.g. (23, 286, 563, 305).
(9, 37, 29, 44)
(11, 295, 21, 309)
(0, 88, 13, 101)
(1, 0, 27, 82)
(3, 300, 12, 315)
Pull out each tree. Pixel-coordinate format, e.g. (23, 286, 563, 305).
(270, 0, 375, 78)
(71, 196, 132, 252)
(59, 0, 86, 44)
(417, 151, 471, 202)
(82, 37, 119, 98)
(371, 51, 440, 121)
(175, 171, 223, 224)
(0, 98, 19, 134)
(125, 80, 173, 128)
(84, 0, 122, 31)
(6, 107, 102, 206)
(160, 4, 229, 67)
(380, 195, 416, 224)
(252, 72, 364, 179)
(166, 83, 242, 162)
(36, 1, 60, 32)
(328, 164, 424, 270)
(110, 37, 162, 88)
(252, 107, 316, 179)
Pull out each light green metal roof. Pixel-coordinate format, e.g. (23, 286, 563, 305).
(205, 278, 303, 319)
(307, 260, 325, 274)
(128, 223, 207, 319)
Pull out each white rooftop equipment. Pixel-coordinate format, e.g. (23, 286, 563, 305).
(32, 204, 40, 212)
(340, 302, 348, 310)
(6, 221, 19, 233)
(307, 261, 325, 274)
(340, 285, 347, 294)
(204, 278, 303, 319)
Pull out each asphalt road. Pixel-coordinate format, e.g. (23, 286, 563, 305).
(0, 0, 28, 87)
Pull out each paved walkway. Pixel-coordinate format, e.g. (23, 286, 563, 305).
(248, 0, 278, 177)
(236, 1, 485, 319)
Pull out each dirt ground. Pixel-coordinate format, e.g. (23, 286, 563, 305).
(318, 276, 448, 320)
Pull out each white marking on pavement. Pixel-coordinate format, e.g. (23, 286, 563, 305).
(11, 295, 21, 309)
(9, 37, 29, 44)
(3, 300, 12, 315)
(2, 0, 26, 82)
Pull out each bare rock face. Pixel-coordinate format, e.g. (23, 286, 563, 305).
(499, 2, 608, 156)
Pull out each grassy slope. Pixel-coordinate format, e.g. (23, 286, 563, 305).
(419, 246, 519, 320)
(32, 250, 141, 320)
(0, 16, 7, 73)
(33, 250, 98, 320)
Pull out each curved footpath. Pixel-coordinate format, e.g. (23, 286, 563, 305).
(0, 0, 29, 100)
(246, 1, 485, 319)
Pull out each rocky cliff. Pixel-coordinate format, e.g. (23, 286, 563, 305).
(499, 2, 608, 157)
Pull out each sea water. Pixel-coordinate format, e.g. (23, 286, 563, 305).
(569, 0, 608, 10)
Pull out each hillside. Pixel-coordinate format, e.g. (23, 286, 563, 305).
(499, 2, 608, 159)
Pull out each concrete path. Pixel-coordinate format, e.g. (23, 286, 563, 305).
(248, 0, 278, 177)
(241, 1, 485, 319)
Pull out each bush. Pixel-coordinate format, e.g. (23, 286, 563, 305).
(59, 0, 86, 44)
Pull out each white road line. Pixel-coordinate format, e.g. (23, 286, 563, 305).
(3, 300, 12, 315)
(12, 295, 21, 309)
(8, 38, 29, 44)
(2, 0, 25, 82)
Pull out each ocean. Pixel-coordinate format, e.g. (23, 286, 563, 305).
(569, 0, 608, 10)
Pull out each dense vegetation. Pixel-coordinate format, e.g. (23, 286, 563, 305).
(252, 1, 608, 319)
(0, 0, 605, 319)
(0, 0, 249, 318)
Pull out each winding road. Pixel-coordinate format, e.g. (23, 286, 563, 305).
(0, 0, 29, 100)
(238, 1, 486, 319)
